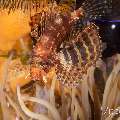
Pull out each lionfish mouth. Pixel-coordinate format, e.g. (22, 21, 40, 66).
(31, 65, 56, 86)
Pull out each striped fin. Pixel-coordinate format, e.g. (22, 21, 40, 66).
(30, 2, 62, 44)
(57, 23, 102, 87)
(58, 23, 101, 67)
(83, 23, 102, 62)
(75, 23, 102, 71)
(30, 11, 50, 42)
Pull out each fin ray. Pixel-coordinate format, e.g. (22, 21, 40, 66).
(81, 0, 112, 19)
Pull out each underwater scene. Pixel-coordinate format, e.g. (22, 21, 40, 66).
(0, 0, 120, 120)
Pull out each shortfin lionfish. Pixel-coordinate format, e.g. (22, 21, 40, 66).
(0, 0, 112, 87)
(29, 0, 112, 87)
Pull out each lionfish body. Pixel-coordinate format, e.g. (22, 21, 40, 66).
(30, 0, 111, 87)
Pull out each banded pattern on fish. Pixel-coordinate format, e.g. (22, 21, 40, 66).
(56, 23, 102, 87)
(28, 0, 111, 87)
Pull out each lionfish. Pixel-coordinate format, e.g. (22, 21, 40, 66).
(0, 0, 112, 87)
(29, 0, 112, 87)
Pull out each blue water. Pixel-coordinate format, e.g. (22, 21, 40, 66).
(95, 19, 120, 23)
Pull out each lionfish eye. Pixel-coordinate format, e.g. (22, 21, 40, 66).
(39, 60, 51, 66)
(39, 61, 47, 67)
